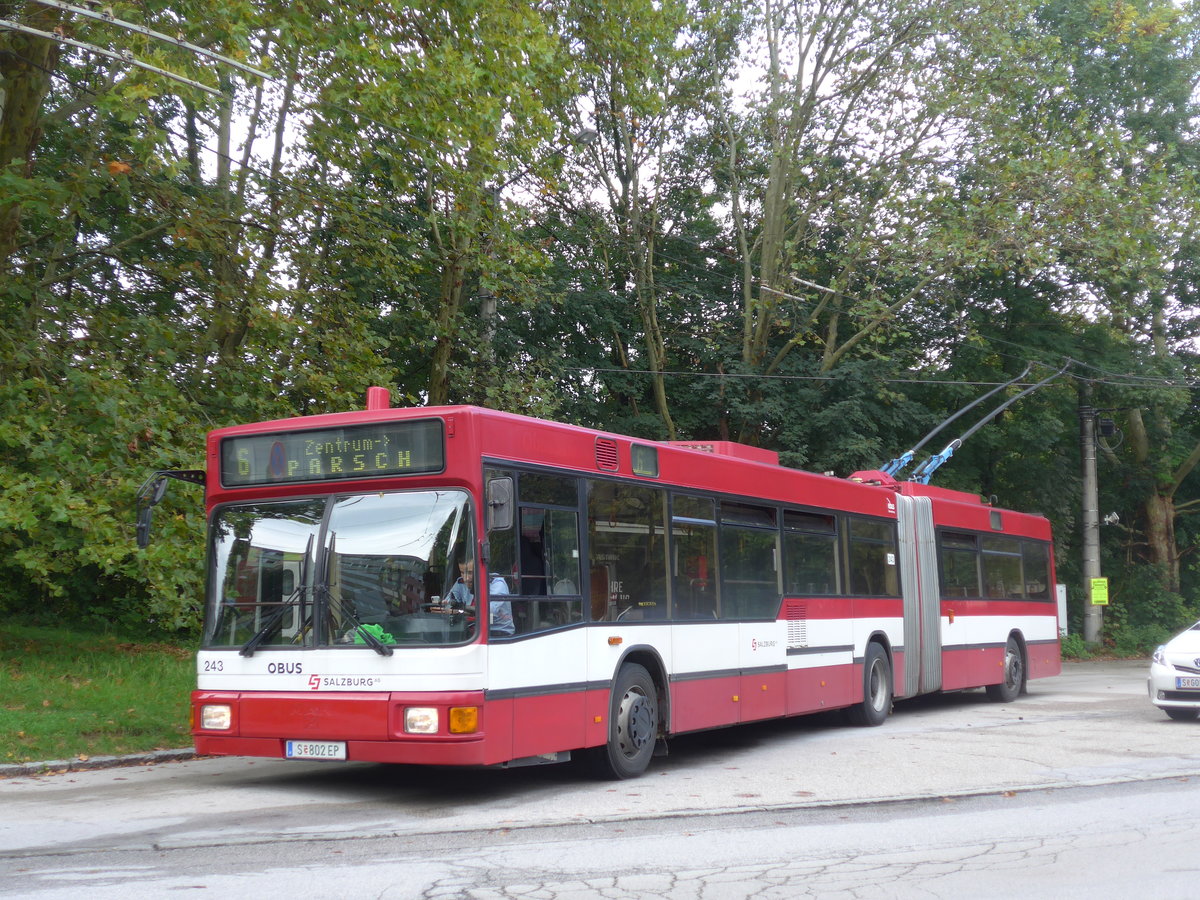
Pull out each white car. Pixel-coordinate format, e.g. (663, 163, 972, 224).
(1148, 620, 1200, 721)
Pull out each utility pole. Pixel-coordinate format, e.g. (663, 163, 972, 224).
(1079, 385, 1102, 643)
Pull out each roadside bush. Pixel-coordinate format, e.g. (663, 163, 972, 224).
(1102, 565, 1198, 656)
(1108, 623, 1175, 657)
(1059, 632, 1093, 659)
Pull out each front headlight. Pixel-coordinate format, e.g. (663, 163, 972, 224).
(200, 704, 232, 730)
(1152, 645, 1168, 667)
(404, 707, 439, 734)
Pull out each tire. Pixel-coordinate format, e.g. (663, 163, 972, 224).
(592, 663, 659, 779)
(986, 637, 1025, 703)
(846, 642, 892, 727)
(1164, 707, 1200, 721)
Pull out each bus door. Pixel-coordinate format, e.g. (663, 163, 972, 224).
(486, 470, 588, 760)
(896, 495, 941, 696)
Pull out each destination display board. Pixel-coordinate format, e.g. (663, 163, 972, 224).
(220, 419, 444, 487)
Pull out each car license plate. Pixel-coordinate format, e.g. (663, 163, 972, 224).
(285, 740, 347, 760)
(1175, 676, 1200, 690)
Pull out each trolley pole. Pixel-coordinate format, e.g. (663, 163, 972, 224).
(1080, 394, 1102, 643)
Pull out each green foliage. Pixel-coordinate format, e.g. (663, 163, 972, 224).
(1108, 623, 1176, 658)
(0, 363, 206, 634)
(2, 0, 1200, 644)
(1059, 632, 1093, 660)
(1106, 565, 1199, 634)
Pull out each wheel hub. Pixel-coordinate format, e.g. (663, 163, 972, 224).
(619, 692, 653, 754)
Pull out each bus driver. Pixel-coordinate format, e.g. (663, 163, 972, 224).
(448, 561, 515, 636)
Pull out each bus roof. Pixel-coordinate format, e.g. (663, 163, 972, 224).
(205, 398, 1051, 538)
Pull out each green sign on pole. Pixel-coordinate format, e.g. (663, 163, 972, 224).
(1090, 577, 1109, 606)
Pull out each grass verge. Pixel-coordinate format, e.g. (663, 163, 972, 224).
(0, 623, 194, 764)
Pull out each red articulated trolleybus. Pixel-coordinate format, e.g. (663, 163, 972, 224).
(138, 387, 1060, 778)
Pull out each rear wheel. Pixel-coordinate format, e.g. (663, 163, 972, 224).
(592, 663, 659, 779)
(1164, 707, 1200, 721)
(986, 637, 1025, 703)
(847, 642, 891, 727)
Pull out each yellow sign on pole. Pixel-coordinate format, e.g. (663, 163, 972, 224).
(1090, 577, 1109, 606)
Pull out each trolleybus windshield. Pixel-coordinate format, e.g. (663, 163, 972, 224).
(205, 490, 477, 648)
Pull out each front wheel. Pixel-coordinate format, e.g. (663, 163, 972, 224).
(986, 637, 1025, 703)
(592, 663, 658, 779)
(846, 642, 892, 727)
(1164, 707, 1200, 721)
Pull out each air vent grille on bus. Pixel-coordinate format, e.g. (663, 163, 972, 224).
(595, 438, 620, 471)
(785, 602, 808, 649)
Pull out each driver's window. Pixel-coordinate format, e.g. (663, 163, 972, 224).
(486, 470, 583, 634)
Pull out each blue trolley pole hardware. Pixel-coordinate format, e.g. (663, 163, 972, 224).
(908, 362, 1071, 485)
(880, 363, 1032, 478)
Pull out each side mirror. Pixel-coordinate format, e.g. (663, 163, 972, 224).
(134, 469, 205, 548)
(136, 506, 154, 549)
(135, 474, 168, 549)
(486, 477, 514, 532)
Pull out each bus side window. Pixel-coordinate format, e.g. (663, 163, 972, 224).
(718, 502, 779, 619)
(520, 507, 582, 630)
(672, 495, 718, 620)
(783, 510, 839, 596)
(493, 471, 585, 634)
(846, 517, 900, 597)
(1023, 541, 1051, 600)
(981, 536, 1024, 599)
(587, 480, 668, 621)
(939, 531, 980, 598)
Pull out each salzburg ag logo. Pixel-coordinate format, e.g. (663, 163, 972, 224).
(305, 674, 381, 690)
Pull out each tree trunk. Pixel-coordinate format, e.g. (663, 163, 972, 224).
(0, 6, 64, 269)
(428, 255, 468, 406)
(1126, 407, 1200, 595)
(1143, 492, 1179, 593)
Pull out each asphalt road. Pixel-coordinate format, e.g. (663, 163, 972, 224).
(1, 658, 1198, 898)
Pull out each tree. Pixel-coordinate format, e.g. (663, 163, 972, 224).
(299, 1, 568, 406)
(1037, 0, 1200, 598)
(714, 0, 1076, 447)
(0, 2, 396, 632)
(533, 0, 743, 439)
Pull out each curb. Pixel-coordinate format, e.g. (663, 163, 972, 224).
(0, 748, 197, 778)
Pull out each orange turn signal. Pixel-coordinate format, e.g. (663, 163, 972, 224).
(449, 707, 479, 734)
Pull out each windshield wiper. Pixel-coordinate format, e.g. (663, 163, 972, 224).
(313, 532, 393, 657)
(240, 534, 313, 657)
(318, 584, 394, 657)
